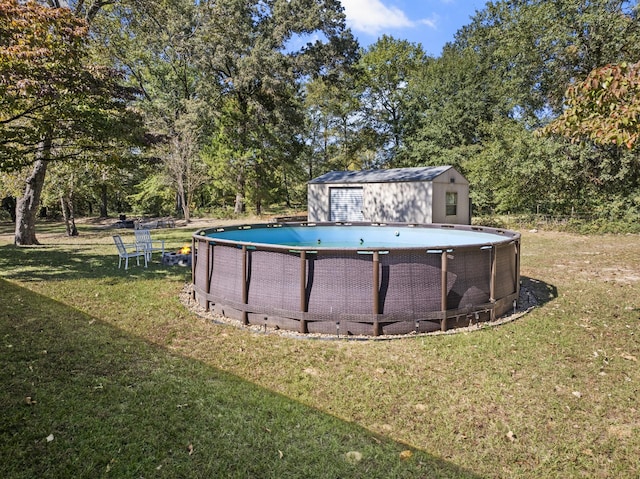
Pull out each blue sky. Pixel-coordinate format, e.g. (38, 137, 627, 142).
(340, 0, 489, 56)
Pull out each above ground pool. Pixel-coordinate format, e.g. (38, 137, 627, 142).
(191, 222, 521, 336)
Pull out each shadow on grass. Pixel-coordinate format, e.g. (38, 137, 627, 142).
(0, 279, 483, 478)
(521, 276, 558, 308)
(0, 243, 192, 283)
(0, 220, 67, 236)
(0, 219, 196, 239)
(0, 219, 198, 283)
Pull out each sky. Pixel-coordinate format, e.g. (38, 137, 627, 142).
(340, 0, 489, 56)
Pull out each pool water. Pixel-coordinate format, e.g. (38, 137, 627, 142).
(206, 224, 509, 249)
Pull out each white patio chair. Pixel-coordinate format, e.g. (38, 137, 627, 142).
(113, 235, 147, 270)
(134, 229, 165, 262)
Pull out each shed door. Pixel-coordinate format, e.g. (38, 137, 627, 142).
(330, 187, 364, 222)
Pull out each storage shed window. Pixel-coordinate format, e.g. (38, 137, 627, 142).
(446, 192, 458, 216)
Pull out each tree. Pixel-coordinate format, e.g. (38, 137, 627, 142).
(543, 61, 640, 149)
(164, 123, 209, 222)
(1, 1, 87, 171)
(454, 0, 640, 121)
(44, 1, 116, 23)
(92, 0, 212, 219)
(399, 46, 502, 170)
(356, 35, 427, 167)
(303, 73, 363, 177)
(197, 0, 358, 214)
(464, 119, 582, 215)
(45, 162, 81, 236)
(0, 0, 142, 244)
(202, 108, 247, 214)
(203, 94, 304, 215)
(538, 59, 640, 218)
(444, 0, 640, 218)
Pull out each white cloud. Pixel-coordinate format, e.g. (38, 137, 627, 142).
(341, 0, 414, 35)
(418, 15, 438, 30)
(341, 1, 439, 36)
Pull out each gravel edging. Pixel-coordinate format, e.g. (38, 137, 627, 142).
(179, 283, 539, 341)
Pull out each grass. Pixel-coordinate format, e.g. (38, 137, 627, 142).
(1, 219, 639, 478)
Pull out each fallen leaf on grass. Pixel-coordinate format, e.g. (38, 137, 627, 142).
(572, 391, 582, 398)
(278, 450, 283, 459)
(46, 434, 54, 442)
(400, 450, 413, 460)
(620, 353, 637, 362)
(506, 431, 516, 442)
(25, 396, 36, 405)
(187, 444, 194, 455)
(344, 451, 362, 464)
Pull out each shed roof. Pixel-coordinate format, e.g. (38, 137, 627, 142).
(308, 166, 454, 184)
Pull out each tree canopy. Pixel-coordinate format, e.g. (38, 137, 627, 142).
(0, 0, 142, 172)
(543, 61, 640, 149)
(3, 0, 640, 237)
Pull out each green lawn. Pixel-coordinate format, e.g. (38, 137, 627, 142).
(1, 219, 639, 478)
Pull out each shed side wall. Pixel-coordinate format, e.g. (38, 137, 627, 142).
(363, 182, 433, 223)
(307, 183, 329, 222)
(432, 172, 470, 224)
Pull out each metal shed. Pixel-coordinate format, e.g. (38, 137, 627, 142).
(307, 166, 470, 224)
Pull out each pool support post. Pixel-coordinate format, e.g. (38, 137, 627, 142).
(191, 237, 196, 301)
(373, 251, 380, 336)
(299, 251, 308, 333)
(515, 240, 521, 296)
(204, 241, 212, 312)
(241, 245, 248, 325)
(441, 250, 448, 332)
(490, 245, 497, 321)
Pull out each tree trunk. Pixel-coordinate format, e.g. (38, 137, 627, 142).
(177, 179, 190, 223)
(60, 194, 70, 235)
(60, 194, 78, 237)
(175, 191, 182, 217)
(100, 183, 108, 218)
(15, 143, 50, 245)
(182, 199, 190, 223)
(234, 171, 245, 215)
(282, 168, 291, 208)
(234, 192, 245, 214)
(67, 197, 78, 236)
(179, 187, 191, 223)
